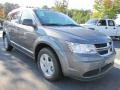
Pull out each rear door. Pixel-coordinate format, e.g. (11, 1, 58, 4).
(107, 20, 117, 36)
(4, 11, 21, 42)
(9, 10, 22, 43)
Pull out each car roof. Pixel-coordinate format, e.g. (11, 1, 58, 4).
(89, 18, 114, 21)
(8, 7, 53, 16)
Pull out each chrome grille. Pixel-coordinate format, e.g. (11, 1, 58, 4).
(94, 42, 113, 56)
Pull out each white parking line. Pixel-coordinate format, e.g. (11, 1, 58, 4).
(115, 59, 120, 65)
(0, 31, 3, 37)
(0, 34, 2, 38)
(116, 49, 120, 52)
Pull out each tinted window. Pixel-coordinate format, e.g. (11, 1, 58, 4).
(108, 20, 115, 26)
(86, 19, 98, 25)
(98, 20, 107, 26)
(34, 10, 78, 26)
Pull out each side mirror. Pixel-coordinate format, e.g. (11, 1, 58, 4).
(22, 19, 36, 28)
(97, 23, 101, 26)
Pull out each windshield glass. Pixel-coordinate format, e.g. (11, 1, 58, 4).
(34, 9, 79, 26)
(86, 19, 98, 25)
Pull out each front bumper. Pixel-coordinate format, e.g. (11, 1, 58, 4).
(66, 52, 116, 81)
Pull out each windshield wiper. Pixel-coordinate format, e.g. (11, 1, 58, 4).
(42, 23, 81, 27)
(62, 24, 80, 26)
(42, 23, 63, 26)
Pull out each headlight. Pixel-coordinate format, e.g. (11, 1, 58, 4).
(66, 41, 96, 54)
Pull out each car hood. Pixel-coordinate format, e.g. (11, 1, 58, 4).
(42, 26, 111, 44)
(81, 24, 96, 27)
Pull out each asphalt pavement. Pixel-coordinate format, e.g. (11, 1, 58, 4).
(0, 31, 120, 90)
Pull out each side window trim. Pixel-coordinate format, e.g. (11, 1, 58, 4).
(108, 20, 115, 26)
(31, 10, 40, 25)
(17, 10, 23, 24)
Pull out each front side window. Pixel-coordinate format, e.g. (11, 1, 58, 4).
(20, 11, 34, 24)
(86, 19, 98, 25)
(98, 20, 107, 26)
(108, 20, 115, 26)
(34, 9, 78, 26)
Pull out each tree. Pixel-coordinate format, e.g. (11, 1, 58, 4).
(53, 0, 69, 14)
(114, 0, 120, 14)
(53, 0, 91, 23)
(0, 4, 4, 18)
(93, 0, 120, 19)
(42, 5, 49, 9)
(68, 9, 91, 23)
(4, 2, 19, 17)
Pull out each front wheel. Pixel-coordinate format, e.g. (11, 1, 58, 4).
(37, 48, 62, 81)
(3, 34, 13, 51)
(118, 36, 120, 40)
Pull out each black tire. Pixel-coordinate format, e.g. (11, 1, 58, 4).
(3, 34, 13, 51)
(37, 48, 62, 81)
(118, 36, 120, 41)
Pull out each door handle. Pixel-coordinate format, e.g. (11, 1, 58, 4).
(105, 27, 107, 29)
(113, 28, 116, 29)
(23, 32, 29, 35)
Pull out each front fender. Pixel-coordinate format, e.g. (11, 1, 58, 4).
(33, 36, 69, 75)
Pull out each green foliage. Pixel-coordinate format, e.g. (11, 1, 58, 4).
(4, 2, 19, 17)
(68, 9, 91, 23)
(0, 4, 4, 19)
(0, 2, 19, 19)
(93, 0, 120, 19)
(113, 0, 120, 14)
(42, 5, 49, 9)
(53, 0, 69, 14)
(53, 0, 91, 23)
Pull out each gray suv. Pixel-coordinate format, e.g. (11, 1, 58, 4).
(3, 8, 116, 81)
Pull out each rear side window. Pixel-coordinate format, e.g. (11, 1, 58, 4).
(6, 15, 11, 21)
(108, 20, 115, 26)
(10, 11, 21, 23)
(98, 20, 107, 26)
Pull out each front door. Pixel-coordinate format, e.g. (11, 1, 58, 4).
(18, 10, 38, 53)
(96, 19, 109, 35)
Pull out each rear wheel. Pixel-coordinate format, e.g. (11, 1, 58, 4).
(3, 34, 13, 51)
(118, 36, 120, 40)
(37, 48, 62, 81)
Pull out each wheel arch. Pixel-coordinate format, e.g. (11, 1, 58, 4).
(34, 42, 63, 75)
(3, 31, 6, 38)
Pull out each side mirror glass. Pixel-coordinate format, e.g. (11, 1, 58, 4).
(97, 23, 101, 26)
(22, 19, 36, 28)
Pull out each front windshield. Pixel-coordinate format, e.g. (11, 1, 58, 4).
(86, 19, 98, 25)
(34, 9, 79, 26)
